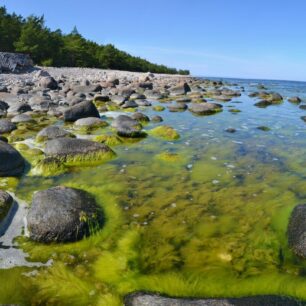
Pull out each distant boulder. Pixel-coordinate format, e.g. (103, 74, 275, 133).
(0, 52, 33, 73)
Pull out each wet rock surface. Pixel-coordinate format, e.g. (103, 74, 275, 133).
(288, 204, 306, 258)
(27, 186, 104, 242)
(124, 292, 303, 306)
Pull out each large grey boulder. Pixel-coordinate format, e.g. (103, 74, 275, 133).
(169, 82, 191, 96)
(288, 204, 306, 258)
(111, 115, 143, 137)
(64, 101, 100, 122)
(124, 292, 302, 306)
(27, 186, 104, 243)
(44, 138, 115, 165)
(0, 52, 33, 73)
(0, 141, 25, 176)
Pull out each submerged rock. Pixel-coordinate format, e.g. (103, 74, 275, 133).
(45, 137, 115, 166)
(150, 125, 180, 140)
(124, 292, 302, 306)
(0, 191, 13, 222)
(288, 204, 306, 258)
(189, 102, 222, 115)
(0, 141, 25, 176)
(27, 186, 104, 243)
(111, 115, 143, 137)
(168, 102, 188, 112)
(131, 112, 150, 123)
(64, 101, 100, 122)
(288, 96, 302, 104)
(151, 115, 163, 123)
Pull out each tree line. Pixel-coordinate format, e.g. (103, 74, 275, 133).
(0, 6, 190, 75)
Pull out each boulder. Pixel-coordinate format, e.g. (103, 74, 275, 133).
(27, 186, 104, 243)
(151, 115, 163, 123)
(124, 292, 302, 306)
(122, 100, 138, 108)
(111, 95, 127, 106)
(189, 102, 222, 115)
(0, 119, 16, 133)
(288, 204, 306, 258)
(44, 138, 115, 166)
(11, 114, 34, 123)
(168, 102, 188, 112)
(74, 117, 108, 129)
(36, 126, 74, 142)
(39, 76, 58, 90)
(0, 191, 13, 222)
(64, 101, 100, 122)
(131, 112, 150, 123)
(0, 141, 25, 176)
(111, 115, 143, 137)
(169, 82, 191, 96)
(135, 99, 151, 107)
(288, 96, 302, 104)
(0, 52, 33, 73)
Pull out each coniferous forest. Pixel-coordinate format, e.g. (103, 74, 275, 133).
(0, 6, 190, 75)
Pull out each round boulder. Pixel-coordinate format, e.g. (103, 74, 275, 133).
(189, 102, 222, 115)
(0, 119, 16, 133)
(27, 186, 104, 243)
(44, 138, 115, 166)
(36, 126, 74, 142)
(111, 115, 143, 137)
(74, 117, 108, 129)
(0, 141, 25, 176)
(64, 101, 100, 122)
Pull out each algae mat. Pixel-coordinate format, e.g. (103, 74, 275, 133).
(1, 79, 306, 305)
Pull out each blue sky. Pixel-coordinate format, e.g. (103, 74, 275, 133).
(2, 0, 306, 81)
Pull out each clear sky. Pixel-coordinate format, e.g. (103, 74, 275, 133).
(2, 0, 306, 81)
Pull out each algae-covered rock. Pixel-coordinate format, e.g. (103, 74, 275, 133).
(150, 125, 180, 140)
(93, 134, 123, 146)
(27, 186, 104, 243)
(36, 126, 74, 142)
(0, 141, 25, 176)
(131, 112, 150, 123)
(288, 204, 306, 258)
(74, 117, 108, 130)
(189, 102, 222, 115)
(32, 157, 67, 177)
(152, 105, 165, 112)
(45, 138, 116, 166)
(111, 115, 143, 137)
(0, 190, 13, 222)
(156, 152, 181, 162)
(288, 96, 302, 104)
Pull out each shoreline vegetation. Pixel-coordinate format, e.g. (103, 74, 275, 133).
(0, 6, 190, 75)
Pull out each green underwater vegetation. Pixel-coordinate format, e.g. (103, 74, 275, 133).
(1, 81, 306, 305)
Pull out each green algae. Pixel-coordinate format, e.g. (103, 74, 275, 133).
(2, 83, 306, 305)
(93, 134, 123, 146)
(31, 157, 68, 177)
(152, 105, 165, 111)
(149, 125, 180, 140)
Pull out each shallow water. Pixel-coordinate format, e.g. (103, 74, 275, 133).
(1, 78, 306, 305)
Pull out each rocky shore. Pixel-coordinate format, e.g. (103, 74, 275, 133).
(0, 65, 306, 305)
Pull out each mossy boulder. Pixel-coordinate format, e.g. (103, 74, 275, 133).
(152, 105, 165, 112)
(150, 125, 180, 141)
(74, 117, 108, 131)
(27, 186, 104, 243)
(111, 115, 143, 138)
(189, 102, 222, 115)
(36, 126, 75, 142)
(156, 152, 181, 162)
(32, 157, 67, 177)
(44, 138, 116, 166)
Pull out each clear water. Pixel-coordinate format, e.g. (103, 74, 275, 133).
(1, 78, 306, 305)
